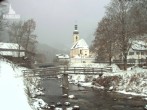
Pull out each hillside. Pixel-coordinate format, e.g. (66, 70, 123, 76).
(36, 43, 69, 63)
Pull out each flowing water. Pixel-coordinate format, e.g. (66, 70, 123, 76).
(38, 78, 147, 110)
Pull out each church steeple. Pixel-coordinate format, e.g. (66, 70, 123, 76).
(73, 24, 79, 34)
(73, 24, 80, 44)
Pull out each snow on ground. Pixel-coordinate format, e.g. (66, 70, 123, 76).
(0, 59, 32, 110)
(1, 59, 146, 110)
(101, 66, 147, 96)
(69, 63, 147, 96)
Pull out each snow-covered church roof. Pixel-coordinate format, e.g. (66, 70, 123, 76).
(71, 39, 89, 49)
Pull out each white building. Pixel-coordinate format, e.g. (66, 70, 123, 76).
(0, 42, 25, 57)
(70, 25, 93, 63)
(127, 41, 147, 64)
(70, 25, 95, 63)
(56, 54, 69, 60)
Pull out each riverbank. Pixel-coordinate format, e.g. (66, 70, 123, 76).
(96, 66, 147, 97)
(69, 63, 147, 97)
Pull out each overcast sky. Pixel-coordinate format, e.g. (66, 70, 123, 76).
(8, 0, 110, 49)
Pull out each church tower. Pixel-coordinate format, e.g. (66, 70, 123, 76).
(73, 25, 80, 44)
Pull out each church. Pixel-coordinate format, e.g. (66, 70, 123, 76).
(70, 25, 89, 60)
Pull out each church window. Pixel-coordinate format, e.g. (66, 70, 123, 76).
(80, 50, 82, 54)
(76, 36, 78, 40)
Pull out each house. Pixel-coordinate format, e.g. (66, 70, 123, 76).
(0, 42, 36, 67)
(56, 54, 70, 65)
(56, 54, 69, 61)
(0, 42, 25, 58)
(56, 54, 69, 62)
(127, 41, 147, 65)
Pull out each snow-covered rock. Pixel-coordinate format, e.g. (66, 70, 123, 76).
(35, 91, 45, 96)
(66, 107, 73, 110)
(68, 95, 75, 99)
(64, 102, 70, 106)
(33, 99, 48, 109)
(55, 107, 63, 110)
(109, 86, 114, 91)
(62, 94, 68, 97)
(73, 105, 80, 110)
(127, 97, 133, 99)
(50, 104, 56, 108)
(56, 102, 62, 106)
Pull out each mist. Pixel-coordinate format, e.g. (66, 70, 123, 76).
(8, 0, 110, 50)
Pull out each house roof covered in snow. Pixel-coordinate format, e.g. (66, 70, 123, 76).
(71, 39, 89, 49)
(131, 41, 147, 51)
(0, 42, 25, 50)
(0, 43, 25, 57)
(56, 54, 69, 59)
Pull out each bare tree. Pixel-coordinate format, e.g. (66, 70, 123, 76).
(8, 21, 25, 60)
(8, 19, 37, 66)
(22, 19, 36, 52)
(91, 16, 119, 65)
(106, 0, 134, 70)
(129, 0, 147, 39)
